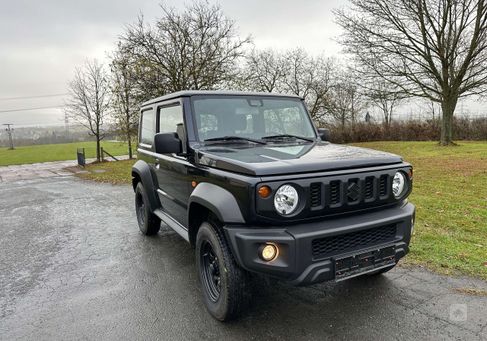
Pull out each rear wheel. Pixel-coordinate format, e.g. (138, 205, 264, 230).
(195, 221, 250, 321)
(135, 182, 161, 235)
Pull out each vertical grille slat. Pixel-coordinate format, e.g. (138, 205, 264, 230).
(364, 177, 374, 199)
(329, 180, 341, 205)
(310, 183, 322, 207)
(379, 175, 388, 197)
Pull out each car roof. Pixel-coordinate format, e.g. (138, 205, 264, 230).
(141, 90, 302, 107)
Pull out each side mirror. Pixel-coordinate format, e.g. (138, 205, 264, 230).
(318, 128, 331, 141)
(154, 133, 182, 154)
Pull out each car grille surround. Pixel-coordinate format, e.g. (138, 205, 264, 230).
(308, 172, 393, 212)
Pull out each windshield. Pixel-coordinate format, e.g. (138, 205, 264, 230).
(192, 96, 316, 142)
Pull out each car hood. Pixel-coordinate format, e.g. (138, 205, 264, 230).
(194, 142, 403, 176)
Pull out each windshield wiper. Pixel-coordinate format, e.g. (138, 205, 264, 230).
(261, 134, 315, 142)
(204, 136, 266, 145)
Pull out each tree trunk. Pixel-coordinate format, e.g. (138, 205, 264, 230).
(127, 132, 133, 159)
(96, 137, 101, 162)
(440, 97, 457, 145)
(383, 111, 390, 130)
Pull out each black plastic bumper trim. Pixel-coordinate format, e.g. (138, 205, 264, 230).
(224, 202, 415, 286)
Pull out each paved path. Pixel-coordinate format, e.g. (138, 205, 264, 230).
(0, 156, 130, 183)
(1, 176, 486, 340)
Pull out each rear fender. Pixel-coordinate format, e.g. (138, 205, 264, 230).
(131, 160, 160, 212)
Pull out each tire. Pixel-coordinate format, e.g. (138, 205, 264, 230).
(134, 182, 161, 236)
(195, 221, 251, 321)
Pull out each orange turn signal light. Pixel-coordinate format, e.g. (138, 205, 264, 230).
(191, 181, 198, 188)
(407, 168, 413, 179)
(258, 185, 272, 198)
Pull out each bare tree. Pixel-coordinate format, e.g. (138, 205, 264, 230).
(65, 59, 110, 162)
(325, 71, 367, 131)
(237, 48, 336, 123)
(335, 0, 487, 145)
(110, 45, 139, 159)
(241, 49, 286, 92)
(363, 79, 405, 128)
(281, 49, 335, 122)
(120, 1, 251, 100)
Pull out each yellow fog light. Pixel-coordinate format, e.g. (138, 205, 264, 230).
(260, 243, 278, 262)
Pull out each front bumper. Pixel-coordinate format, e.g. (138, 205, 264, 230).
(224, 202, 415, 286)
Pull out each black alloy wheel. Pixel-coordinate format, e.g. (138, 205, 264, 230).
(200, 240, 221, 302)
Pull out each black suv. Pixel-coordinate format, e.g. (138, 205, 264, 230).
(132, 90, 415, 321)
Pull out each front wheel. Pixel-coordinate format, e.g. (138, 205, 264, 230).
(195, 221, 251, 321)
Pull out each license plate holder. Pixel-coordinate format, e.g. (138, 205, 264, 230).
(334, 245, 396, 281)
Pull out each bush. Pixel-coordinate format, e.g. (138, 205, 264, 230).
(324, 117, 487, 143)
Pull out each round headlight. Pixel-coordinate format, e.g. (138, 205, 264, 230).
(274, 185, 299, 215)
(392, 172, 406, 198)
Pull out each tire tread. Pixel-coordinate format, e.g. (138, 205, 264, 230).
(135, 182, 161, 236)
(197, 221, 250, 321)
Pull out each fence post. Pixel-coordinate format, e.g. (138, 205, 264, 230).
(101, 147, 104, 162)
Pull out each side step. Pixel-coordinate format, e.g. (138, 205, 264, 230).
(153, 208, 189, 242)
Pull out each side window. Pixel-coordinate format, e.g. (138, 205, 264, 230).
(159, 105, 183, 133)
(140, 108, 155, 145)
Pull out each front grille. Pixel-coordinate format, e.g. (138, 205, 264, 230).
(311, 224, 397, 259)
(308, 173, 392, 211)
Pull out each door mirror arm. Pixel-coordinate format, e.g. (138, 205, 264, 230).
(317, 128, 331, 141)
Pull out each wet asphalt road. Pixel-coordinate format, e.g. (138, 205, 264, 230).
(1, 176, 486, 340)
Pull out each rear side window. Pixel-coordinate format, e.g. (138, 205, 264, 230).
(159, 105, 183, 133)
(140, 108, 155, 145)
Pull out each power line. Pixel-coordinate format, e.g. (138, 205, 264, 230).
(0, 105, 64, 113)
(0, 93, 69, 101)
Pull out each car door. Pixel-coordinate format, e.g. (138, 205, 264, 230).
(154, 101, 191, 226)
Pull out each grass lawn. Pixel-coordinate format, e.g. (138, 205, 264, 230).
(0, 141, 129, 166)
(78, 141, 487, 280)
(352, 141, 487, 280)
(77, 159, 136, 185)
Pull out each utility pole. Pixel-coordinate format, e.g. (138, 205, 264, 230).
(3, 124, 14, 150)
(64, 112, 70, 142)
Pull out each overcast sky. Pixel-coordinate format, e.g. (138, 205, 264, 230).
(0, 0, 483, 127)
(0, 0, 345, 126)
